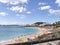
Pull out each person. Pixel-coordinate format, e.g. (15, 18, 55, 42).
(27, 38, 32, 42)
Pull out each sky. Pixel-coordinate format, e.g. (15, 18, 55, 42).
(0, 0, 60, 25)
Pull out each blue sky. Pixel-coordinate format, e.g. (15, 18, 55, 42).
(0, 0, 60, 24)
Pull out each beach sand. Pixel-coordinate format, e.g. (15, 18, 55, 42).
(0, 27, 52, 45)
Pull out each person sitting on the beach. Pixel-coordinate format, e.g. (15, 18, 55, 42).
(27, 38, 32, 42)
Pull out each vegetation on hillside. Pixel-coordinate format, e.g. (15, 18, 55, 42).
(52, 21, 60, 28)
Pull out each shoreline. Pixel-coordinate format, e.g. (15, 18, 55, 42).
(0, 27, 51, 45)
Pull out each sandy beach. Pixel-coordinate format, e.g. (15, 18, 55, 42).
(0, 27, 52, 45)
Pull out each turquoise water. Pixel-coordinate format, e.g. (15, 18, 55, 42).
(0, 26, 38, 41)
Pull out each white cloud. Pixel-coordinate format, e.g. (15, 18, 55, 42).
(55, 0, 60, 6)
(10, 6, 27, 13)
(0, 0, 9, 3)
(16, 14, 26, 19)
(10, 1, 20, 5)
(0, 0, 28, 5)
(26, 11, 31, 14)
(38, 2, 46, 5)
(0, 12, 8, 16)
(49, 9, 60, 15)
(20, 0, 28, 3)
(39, 5, 51, 10)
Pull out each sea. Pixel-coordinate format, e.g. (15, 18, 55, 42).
(0, 26, 39, 41)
